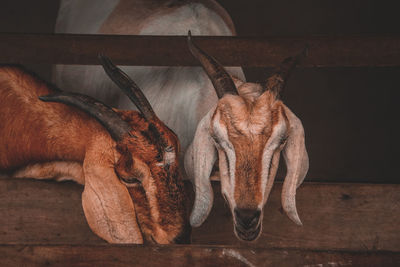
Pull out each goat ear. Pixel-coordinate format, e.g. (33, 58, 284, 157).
(185, 110, 217, 227)
(81, 142, 143, 243)
(281, 105, 309, 226)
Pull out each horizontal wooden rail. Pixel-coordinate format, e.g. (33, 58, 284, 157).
(0, 33, 399, 67)
(0, 177, 399, 252)
(0, 245, 398, 267)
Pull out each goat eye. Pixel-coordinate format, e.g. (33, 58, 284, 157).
(165, 146, 174, 152)
(121, 177, 142, 185)
(280, 136, 288, 145)
(118, 169, 144, 186)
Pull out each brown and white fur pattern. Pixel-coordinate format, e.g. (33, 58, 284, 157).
(185, 85, 308, 241)
(184, 37, 309, 241)
(0, 65, 190, 244)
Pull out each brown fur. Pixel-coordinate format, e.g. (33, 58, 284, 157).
(0, 66, 189, 244)
(114, 112, 188, 242)
(213, 89, 285, 210)
(0, 66, 92, 169)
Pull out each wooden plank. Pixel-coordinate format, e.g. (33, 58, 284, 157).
(194, 183, 400, 252)
(0, 245, 398, 267)
(0, 177, 103, 244)
(0, 177, 399, 252)
(0, 33, 399, 67)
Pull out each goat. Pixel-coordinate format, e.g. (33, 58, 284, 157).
(185, 33, 309, 241)
(53, 0, 245, 153)
(0, 57, 189, 244)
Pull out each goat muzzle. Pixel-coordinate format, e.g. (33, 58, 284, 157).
(233, 208, 262, 241)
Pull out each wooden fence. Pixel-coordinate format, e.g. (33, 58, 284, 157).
(0, 33, 400, 67)
(0, 178, 399, 266)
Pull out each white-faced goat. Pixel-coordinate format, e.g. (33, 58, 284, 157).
(0, 57, 190, 244)
(185, 34, 309, 241)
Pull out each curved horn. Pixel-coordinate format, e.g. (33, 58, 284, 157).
(99, 55, 156, 121)
(39, 92, 132, 141)
(187, 31, 238, 98)
(265, 46, 308, 98)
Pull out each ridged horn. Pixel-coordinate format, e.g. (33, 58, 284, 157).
(99, 55, 156, 121)
(187, 31, 238, 98)
(39, 92, 132, 141)
(265, 46, 308, 98)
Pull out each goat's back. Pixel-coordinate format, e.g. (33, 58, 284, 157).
(0, 66, 98, 170)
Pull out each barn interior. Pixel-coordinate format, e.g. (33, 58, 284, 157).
(0, 0, 398, 266)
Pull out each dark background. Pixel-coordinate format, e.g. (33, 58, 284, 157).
(0, 0, 398, 183)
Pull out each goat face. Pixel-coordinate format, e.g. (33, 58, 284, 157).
(211, 91, 288, 241)
(114, 112, 190, 244)
(185, 32, 308, 241)
(97, 56, 191, 244)
(41, 56, 190, 244)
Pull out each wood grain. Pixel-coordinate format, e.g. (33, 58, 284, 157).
(0, 244, 398, 267)
(194, 183, 400, 252)
(0, 177, 399, 252)
(0, 177, 103, 244)
(0, 33, 399, 67)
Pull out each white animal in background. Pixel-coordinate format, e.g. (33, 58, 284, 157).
(53, 0, 245, 153)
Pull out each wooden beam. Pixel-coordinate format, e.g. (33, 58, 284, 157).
(0, 245, 398, 267)
(0, 33, 399, 67)
(195, 182, 400, 252)
(0, 177, 399, 252)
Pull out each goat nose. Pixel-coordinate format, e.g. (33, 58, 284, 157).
(234, 208, 261, 230)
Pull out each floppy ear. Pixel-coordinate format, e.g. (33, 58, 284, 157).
(185, 110, 217, 227)
(281, 105, 309, 226)
(81, 139, 143, 243)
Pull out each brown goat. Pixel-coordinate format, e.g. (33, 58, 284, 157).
(0, 57, 190, 244)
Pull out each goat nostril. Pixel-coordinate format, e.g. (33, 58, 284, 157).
(234, 208, 261, 229)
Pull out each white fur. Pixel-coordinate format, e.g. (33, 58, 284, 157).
(259, 114, 287, 209)
(281, 105, 309, 225)
(212, 111, 236, 207)
(56, 0, 119, 34)
(53, 0, 245, 152)
(141, 3, 233, 36)
(185, 109, 217, 227)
